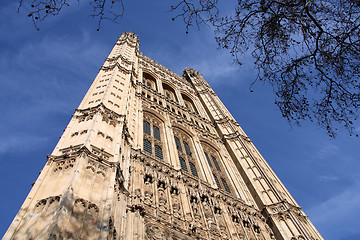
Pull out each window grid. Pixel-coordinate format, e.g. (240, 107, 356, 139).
(189, 162, 198, 177)
(211, 156, 221, 172)
(143, 116, 164, 161)
(221, 178, 231, 193)
(143, 121, 150, 135)
(142, 74, 156, 91)
(175, 132, 199, 179)
(203, 145, 233, 195)
(175, 137, 182, 152)
(213, 174, 221, 189)
(179, 157, 188, 172)
(183, 141, 191, 156)
(143, 139, 152, 154)
(153, 126, 161, 140)
(155, 145, 163, 160)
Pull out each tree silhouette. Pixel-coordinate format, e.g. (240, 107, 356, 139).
(19, 0, 360, 137)
(19, 0, 124, 31)
(172, 0, 360, 137)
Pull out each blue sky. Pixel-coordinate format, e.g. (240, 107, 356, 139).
(0, 1, 359, 239)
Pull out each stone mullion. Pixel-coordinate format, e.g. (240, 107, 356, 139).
(164, 115, 177, 167)
(219, 146, 254, 205)
(176, 89, 185, 106)
(156, 77, 163, 92)
(248, 140, 298, 205)
(192, 136, 212, 183)
(135, 83, 143, 149)
(169, 126, 182, 169)
(184, 69, 317, 239)
(233, 138, 283, 204)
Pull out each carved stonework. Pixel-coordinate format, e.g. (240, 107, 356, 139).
(5, 32, 322, 240)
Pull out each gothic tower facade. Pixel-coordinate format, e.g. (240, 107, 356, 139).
(4, 32, 323, 240)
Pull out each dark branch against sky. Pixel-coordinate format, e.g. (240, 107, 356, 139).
(0, 1, 360, 239)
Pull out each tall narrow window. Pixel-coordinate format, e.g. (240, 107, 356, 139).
(142, 72, 157, 91)
(183, 141, 191, 156)
(162, 83, 177, 102)
(181, 94, 198, 114)
(153, 126, 161, 140)
(143, 114, 165, 161)
(174, 130, 200, 179)
(213, 174, 221, 189)
(179, 157, 187, 172)
(143, 139, 152, 154)
(221, 178, 231, 193)
(203, 143, 233, 194)
(189, 162, 198, 177)
(155, 145, 163, 160)
(212, 156, 221, 172)
(143, 121, 150, 135)
(175, 137, 182, 152)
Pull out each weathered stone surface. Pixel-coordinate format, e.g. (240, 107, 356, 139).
(3, 32, 322, 240)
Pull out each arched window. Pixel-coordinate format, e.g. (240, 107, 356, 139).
(181, 94, 198, 114)
(174, 129, 199, 178)
(202, 143, 232, 194)
(143, 114, 164, 161)
(162, 83, 177, 102)
(142, 72, 157, 91)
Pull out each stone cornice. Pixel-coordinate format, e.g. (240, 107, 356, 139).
(75, 103, 126, 121)
(101, 62, 131, 74)
(105, 53, 133, 66)
(48, 145, 116, 169)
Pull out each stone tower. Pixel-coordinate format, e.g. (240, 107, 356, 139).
(3, 32, 323, 240)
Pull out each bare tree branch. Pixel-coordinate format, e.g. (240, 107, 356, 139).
(19, 0, 124, 30)
(17, 0, 360, 137)
(172, 0, 360, 137)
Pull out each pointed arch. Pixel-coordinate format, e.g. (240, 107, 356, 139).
(142, 110, 166, 161)
(162, 82, 178, 102)
(173, 127, 199, 178)
(201, 141, 232, 194)
(142, 70, 158, 91)
(181, 93, 198, 114)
